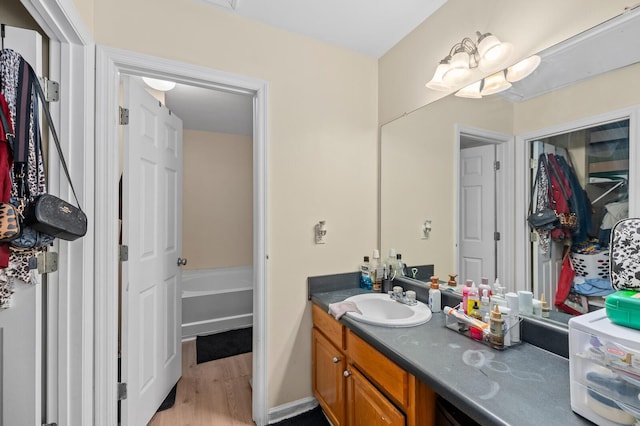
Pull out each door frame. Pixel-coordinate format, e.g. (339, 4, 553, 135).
(455, 125, 514, 288)
(95, 46, 269, 425)
(19, 1, 94, 425)
(514, 105, 640, 294)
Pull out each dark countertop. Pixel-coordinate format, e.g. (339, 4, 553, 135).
(311, 288, 593, 426)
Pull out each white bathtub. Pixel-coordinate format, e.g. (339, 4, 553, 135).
(181, 266, 253, 339)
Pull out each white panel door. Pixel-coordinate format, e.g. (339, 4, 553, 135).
(0, 25, 43, 426)
(459, 145, 495, 284)
(121, 76, 183, 426)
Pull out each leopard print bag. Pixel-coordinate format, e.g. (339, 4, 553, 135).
(610, 218, 640, 291)
(0, 202, 20, 242)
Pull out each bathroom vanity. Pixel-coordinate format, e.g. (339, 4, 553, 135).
(310, 281, 593, 426)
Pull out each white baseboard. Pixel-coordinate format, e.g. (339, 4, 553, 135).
(268, 397, 319, 424)
(181, 314, 253, 339)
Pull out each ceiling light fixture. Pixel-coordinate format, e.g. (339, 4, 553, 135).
(142, 77, 177, 92)
(426, 31, 540, 99)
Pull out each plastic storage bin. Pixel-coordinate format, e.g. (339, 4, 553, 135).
(606, 290, 640, 330)
(569, 309, 640, 425)
(571, 250, 610, 279)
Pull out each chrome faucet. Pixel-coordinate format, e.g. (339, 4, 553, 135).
(389, 286, 418, 306)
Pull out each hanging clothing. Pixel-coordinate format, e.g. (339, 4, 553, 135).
(534, 154, 551, 253)
(0, 94, 13, 267)
(0, 48, 48, 300)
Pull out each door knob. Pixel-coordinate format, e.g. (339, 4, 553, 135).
(332, 356, 341, 363)
(343, 370, 351, 377)
(177, 257, 188, 266)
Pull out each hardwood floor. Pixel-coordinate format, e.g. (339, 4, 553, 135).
(148, 341, 255, 426)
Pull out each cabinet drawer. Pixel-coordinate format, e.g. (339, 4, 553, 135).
(349, 367, 405, 426)
(348, 330, 408, 408)
(313, 304, 345, 350)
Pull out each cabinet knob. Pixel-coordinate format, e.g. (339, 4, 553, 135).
(343, 370, 351, 377)
(332, 356, 341, 363)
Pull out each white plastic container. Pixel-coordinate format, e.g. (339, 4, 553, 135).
(569, 309, 640, 426)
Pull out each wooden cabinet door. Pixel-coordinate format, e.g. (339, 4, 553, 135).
(313, 328, 346, 426)
(349, 367, 405, 426)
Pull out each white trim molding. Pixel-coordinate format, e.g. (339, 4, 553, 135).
(454, 125, 515, 289)
(19, 1, 95, 425)
(94, 46, 269, 426)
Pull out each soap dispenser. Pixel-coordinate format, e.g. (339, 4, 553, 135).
(428, 276, 441, 313)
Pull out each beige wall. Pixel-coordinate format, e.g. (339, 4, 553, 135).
(182, 130, 253, 270)
(88, 0, 378, 408)
(379, 0, 630, 125)
(514, 63, 640, 134)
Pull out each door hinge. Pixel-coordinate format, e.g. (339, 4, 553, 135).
(494, 160, 501, 171)
(530, 231, 538, 242)
(119, 107, 129, 125)
(43, 423, 58, 426)
(494, 231, 501, 241)
(37, 251, 59, 274)
(530, 158, 538, 169)
(38, 77, 60, 102)
(119, 245, 129, 262)
(118, 382, 128, 401)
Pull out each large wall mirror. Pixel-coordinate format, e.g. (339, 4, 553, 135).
(380, 8, 640, 324)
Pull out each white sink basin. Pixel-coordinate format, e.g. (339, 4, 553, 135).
(343, 293, 432, 327)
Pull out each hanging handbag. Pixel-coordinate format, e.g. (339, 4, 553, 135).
(547, 154, 578, 234)
(13, 65, 87, 242)
(527, 154, 559, 231)
(554, 249, 588, 315)
(0, 202, 20, 242)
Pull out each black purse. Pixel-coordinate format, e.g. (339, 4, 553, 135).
(527, 154, 559, 231)
(12, 65, 87, 243)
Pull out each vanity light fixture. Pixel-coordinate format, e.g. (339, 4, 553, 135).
(142, 77, 177, 92)
(427, 31, 512, 90)
(427, 31, 541, 98)
(480, 70, 512, 96)
(506, 55, 541, 82)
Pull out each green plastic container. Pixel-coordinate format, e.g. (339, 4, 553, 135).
(605, 290, 640, 330)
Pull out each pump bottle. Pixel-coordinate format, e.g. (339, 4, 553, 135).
(428, 276, 441, 313)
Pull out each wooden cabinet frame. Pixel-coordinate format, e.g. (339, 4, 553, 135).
(312, 304, 436, 426)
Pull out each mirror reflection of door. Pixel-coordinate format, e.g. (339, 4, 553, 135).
(529, 119, 629, 311)
(459, 135, 501, 285)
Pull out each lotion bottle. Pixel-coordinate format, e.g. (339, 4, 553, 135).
(467, 282, 479, 316)
(479, 276, 492, 297)
(428, 276, 441, 313)
(489, 304, 504, 349)
(462, 280, 473, 314)
(479, 289, 490, 320)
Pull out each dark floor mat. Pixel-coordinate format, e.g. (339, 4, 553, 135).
(196, 327, 252, 364)
(272, 406, 330, 426)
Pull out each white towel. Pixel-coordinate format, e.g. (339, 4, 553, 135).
(328, 301, 362, 320)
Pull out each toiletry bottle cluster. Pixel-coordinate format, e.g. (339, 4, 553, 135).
(359, 248, 406, 291)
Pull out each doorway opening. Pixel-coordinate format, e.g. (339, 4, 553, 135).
(116, 73, 255, 425)
(456, 126, 512, 286)
(96, 47, 268, 426)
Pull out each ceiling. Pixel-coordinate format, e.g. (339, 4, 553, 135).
(160, 0, 448, 136)
(198, 0, 448, 58)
